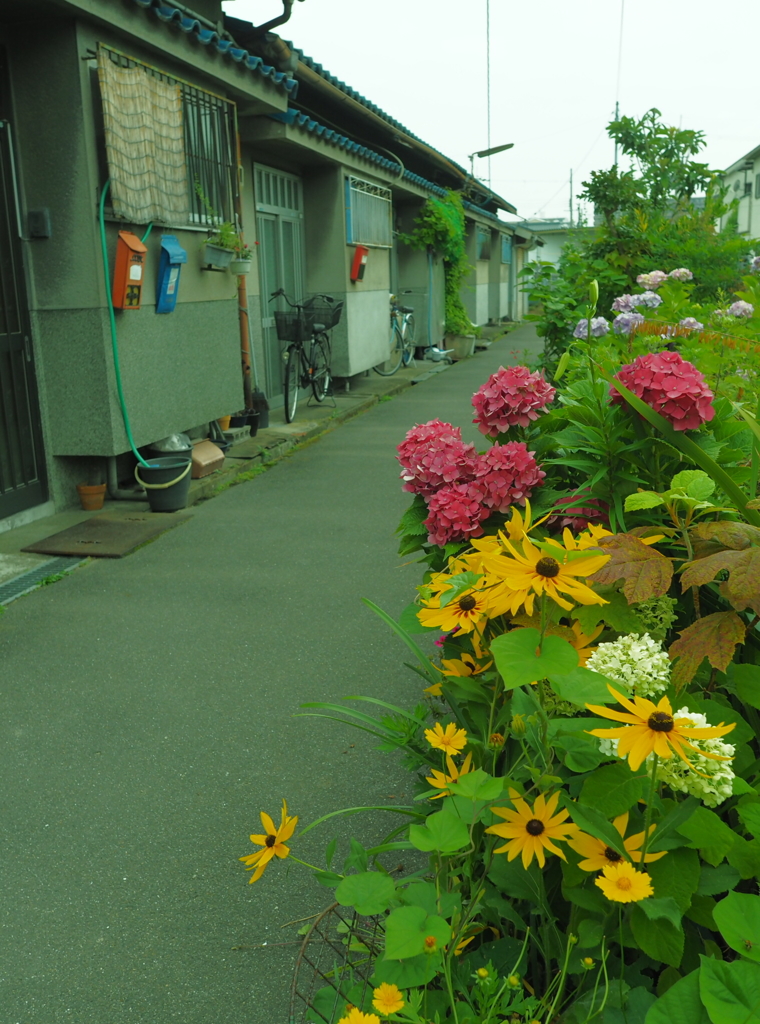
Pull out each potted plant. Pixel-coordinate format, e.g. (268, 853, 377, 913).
(229, 241, 254, 276)
(200, 220, 237, 270)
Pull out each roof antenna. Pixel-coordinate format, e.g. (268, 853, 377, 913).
(614, 0, 624, 166)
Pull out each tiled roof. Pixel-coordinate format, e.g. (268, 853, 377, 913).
(130, 0, 298, 94)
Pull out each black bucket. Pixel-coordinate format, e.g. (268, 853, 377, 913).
(134, 456, 192, 512)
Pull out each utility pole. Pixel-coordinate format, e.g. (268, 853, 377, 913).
(569, 169, 573, 227)
(614, 100, 619, 167)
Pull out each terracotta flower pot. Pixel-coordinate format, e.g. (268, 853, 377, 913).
(77, 483, 107, 511)
(218, 415, 232, 430)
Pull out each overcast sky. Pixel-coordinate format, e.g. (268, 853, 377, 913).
(223, 0, 759, 223)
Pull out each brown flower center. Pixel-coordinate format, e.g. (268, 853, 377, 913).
(535, 556, 560, 578)
(265, 835, 276, 848)
(526, 818, 545, 836)
(647, 711, 674, 733)
(458, 595, 477, 611)
(604, 847, 622, 862)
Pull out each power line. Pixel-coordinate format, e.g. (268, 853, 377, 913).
(531, 126, 607, 216)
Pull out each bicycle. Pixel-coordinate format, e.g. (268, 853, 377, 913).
(373, 294, 415, 375)
(270, 289, 344, 423)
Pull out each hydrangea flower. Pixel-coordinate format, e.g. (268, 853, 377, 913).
(397, 420, 478, 497)
(637, 270, 668, 290)
(471, 443, 545, 512)
(612, 312, 646, 335)
(472, 365, 555, 437)
(752, 255, 760, 272)
(424, 483, 489, 546)
(611, 294, 637, 313)
(728, 300, 754, 318)
(669, 268, 694, 282)
(611, 350, 715, 431)
(678, 317, 704, 331)
(573, 317, 610, 339)
(631, 291, 663, 309)
(585, 633, 670, 699)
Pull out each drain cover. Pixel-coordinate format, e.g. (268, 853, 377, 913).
(22, 512, 192, 558)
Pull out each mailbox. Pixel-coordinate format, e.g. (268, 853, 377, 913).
(350, 244, 369, 282)
(156, 235, 187, 314)
(112, 230, 147, 310)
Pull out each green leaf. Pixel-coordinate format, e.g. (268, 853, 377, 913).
(647, 847, 701, 912)
(625, 491, 666, 511)
(335, 871, 396, 916)
(671, 470, 716, 501)
(699, 956, 760, 1023)
(362, 598, 439, 685)
(567, 802, 627, 859)
(438, 571, 483, 608)
(580, 761, 647, 817)
(490, 628, 578, 690)
(574, 585, 647, 634)
(678, 807, 737, 866)
(631, 906, 684, 968)
(714, 891, 760, 963)
(372, 951, 439, 988)
(698, 864, 741, 897)
(549, 666, 622, 706)
(399, 881, 460, 920)
(643, 796, 700, 854)
(452, 769, 503, 802)
(732, 663, 760, 710)
(740, 805, 760, 839)
(727, 837, 760, 880)
(639, 897, 684, 930)
(644, 969, 710, 1024)
(383, 905, 450, 960)
(408, 809, 470, 853)
(686, 894, 717, 929)
(398, 602, 431, 634)
(488, 855, 543, 902)
(555, 732, 607, 772)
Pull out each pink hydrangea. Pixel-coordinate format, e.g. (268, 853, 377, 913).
(611, 351, 715, 431)
(728, 300, 754, 318)
(471, 443, 545, 512)
(669, 268, 693, 282)
(637, 270, 669, 289)
(396, 420, 478, 496)
(424, 483, 489, 547)
(472, 365, 555, 437)
(611, 294, 636, 313)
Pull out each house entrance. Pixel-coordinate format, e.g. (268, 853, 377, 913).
(254, 164, 304, 402)
(0, 63, 47, 520)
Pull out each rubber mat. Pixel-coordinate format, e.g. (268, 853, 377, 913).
(21, 512, 192, 558)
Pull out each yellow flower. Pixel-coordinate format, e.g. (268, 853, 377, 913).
(570, 620, 604, 666)
(481, 533, 609, 616)
(418, 588, 489, 634)
(587, 687, 735, 772)
(423, 934, 439, 954)
(486, 789, 578, 869)
(239, 799, 297, 883)
(440, 652, 493, 677)
(453, 934, 475, 955)
(372, 982, 405, 1015)
(581, 957, 595, 970)
(423, 681, 443, 697)
(574, 522, 613, 549)
(488, 732, 505, 749)
(567, 812, 667, 871)
(595, 860, 654, 903)
(425, 721, 467, 756)
(426, 752, 473, 798)
(337, 1009, 380, 1024)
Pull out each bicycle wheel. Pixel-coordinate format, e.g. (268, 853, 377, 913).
(310, 334, 332, 402)
(373, 323, 403, 376)
(401, 315, 416, 365)
(283, 344, 301, 422)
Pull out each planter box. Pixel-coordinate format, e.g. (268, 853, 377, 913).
(445, 334, 476, 361)
(201, 243, 234, 270)
(229, 258, 252, 275)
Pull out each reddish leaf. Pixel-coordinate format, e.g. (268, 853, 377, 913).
(681, 551, 744, 590)
(721, 548, 760, 613)
(669, 612, 746, 690)
(590, 533, 674, 604)
(690, 521, 760, 557)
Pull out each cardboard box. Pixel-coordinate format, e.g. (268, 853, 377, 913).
(191, 439, 225, 479)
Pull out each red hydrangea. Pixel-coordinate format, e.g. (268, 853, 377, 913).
(424, 483, 490, 547)
(396, 419, 478, 496)
(472, 365, 555, 437)
(611, 351, 715, 431)
(471, 443, 545, 513)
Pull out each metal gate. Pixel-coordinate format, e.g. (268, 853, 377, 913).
(0, 111, 47, 519)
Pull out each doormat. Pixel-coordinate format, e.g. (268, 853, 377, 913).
(21, 512, 192, 558)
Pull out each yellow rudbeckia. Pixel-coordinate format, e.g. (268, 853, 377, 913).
(440, 652, 493, 677)
(567, 812, 666, 871)
(570, 620, 604, 666)
(426, 752, 473, 798)
(239, 800, 297, 883)
(418, 588, 489, 634)
(486, 789, 578, 869)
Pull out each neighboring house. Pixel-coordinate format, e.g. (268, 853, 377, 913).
(719, 146, 760, 237)
(518, 218, 594, 268)
(0, 0, 525, 525)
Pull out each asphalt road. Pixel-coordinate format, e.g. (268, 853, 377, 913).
(0, 325, 541, 1023)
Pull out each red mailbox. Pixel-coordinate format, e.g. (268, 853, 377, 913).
(112, 230, 147, 310)
(350, 244, 369, 282)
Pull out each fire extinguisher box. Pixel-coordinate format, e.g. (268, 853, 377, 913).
(350, 244, 369, 282)
(112, 231, 147, 310)
(156, 235, 187, 314)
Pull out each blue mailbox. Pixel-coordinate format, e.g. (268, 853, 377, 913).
(156, 235, 187, 314)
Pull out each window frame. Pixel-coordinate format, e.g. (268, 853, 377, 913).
(345, 175, 393, 249)
(501, 235, 512, 264)
(476, 226, 491, 261)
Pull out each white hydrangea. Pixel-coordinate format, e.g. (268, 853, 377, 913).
(586, 632, 670, 698)
(594, 708, 735, 808)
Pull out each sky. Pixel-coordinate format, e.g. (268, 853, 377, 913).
(222, 0, 760, 224)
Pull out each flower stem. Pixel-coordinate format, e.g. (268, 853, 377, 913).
(638, 754, 659, 867)
(289, 855, 329, 873)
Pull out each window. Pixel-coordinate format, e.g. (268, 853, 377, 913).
(345, 176, 392, 248)
(746, 181, 753, 197)
(476, 227, 490, 260)
(501, 235, 512, 264)
(755, 174, 760, 200)
(96, 45, 237, 227)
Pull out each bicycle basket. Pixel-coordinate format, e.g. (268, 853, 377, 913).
(303, 297, 344, 331)
(273, 310, 311, 344)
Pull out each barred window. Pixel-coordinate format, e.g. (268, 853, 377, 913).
(345, 176, 392, 248)
(476, 227, 491, 260)
(501, 235, 512, 264)
(96, 44, 237, 227)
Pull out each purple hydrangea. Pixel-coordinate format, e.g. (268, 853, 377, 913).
(752, 256, 760, 272)
(611, 294, 636, 313)
(573, 316, 610, 339)
(678, 317, 704, 331)
(636, 270, 669, 290)
(728, 300, 754, 318)
(612, 312, 646, 335)
(669, 268, 694, 282)
(632, 291, 663, 309)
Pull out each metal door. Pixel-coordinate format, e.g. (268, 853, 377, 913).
(0, 113, 46, 519)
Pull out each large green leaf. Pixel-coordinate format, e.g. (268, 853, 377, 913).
(698, 863, 741, 897)
(739, 805, 760, 839)
(549, 665, 621, 706)
(647, 848, 701, 912)
(644, 796, 700, 853)
(490, 628, 578, 690)
(678, 807, 737, 866)
(644, 969, 710, 1024)
(580, 761, 647, 817)
(362, 598, 439, 684)
(727, 837, 760, 880)
(731, 663, 760, 711)
(372, 951, 440, 988)
(638, 896, 684, 930)
(630, 907, 684, 968)
(567, 802, 627, 859)
(408, 809, 470, 854)
(383, 905, 450, 960)
(714, 891, 760, 963)
(699, 956, 760, 1023)
(335, 871, 396, 916)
